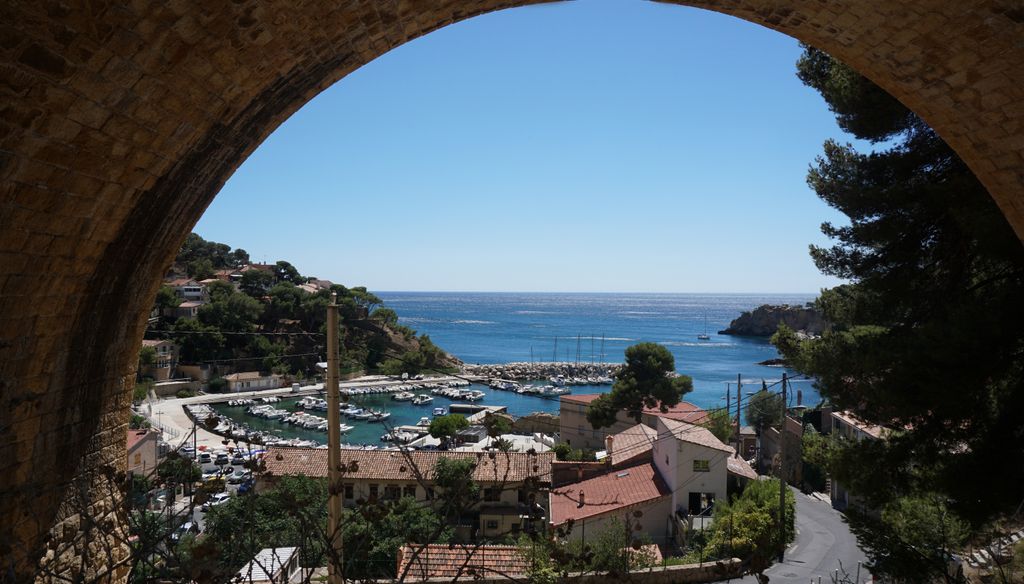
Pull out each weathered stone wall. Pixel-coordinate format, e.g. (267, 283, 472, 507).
(0, 1, 1022, 581)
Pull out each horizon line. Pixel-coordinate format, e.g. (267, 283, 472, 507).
(369, 289, 823, 295)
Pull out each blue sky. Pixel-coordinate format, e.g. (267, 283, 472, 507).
(194, 0, 855, 293)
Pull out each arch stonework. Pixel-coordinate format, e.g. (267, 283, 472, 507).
(0, 0, 1021, 580)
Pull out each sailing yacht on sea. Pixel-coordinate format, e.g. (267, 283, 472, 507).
(697, 312, 711, 341)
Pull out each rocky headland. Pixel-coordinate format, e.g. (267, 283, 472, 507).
(719, 304, 827, 337)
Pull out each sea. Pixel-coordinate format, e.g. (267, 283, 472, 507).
(213, 292, 819, 446)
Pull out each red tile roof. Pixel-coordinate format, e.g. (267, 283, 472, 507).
(263, 447, 553, 484)
(561, 394, 708, 424)
(126, 429, 153, 452)
(549, 462, 670, 525)
(659, 418, 734, 453)
(397, 544, 529, 581)
(726, 455, 758, 481)
(608, 424, 657, 466)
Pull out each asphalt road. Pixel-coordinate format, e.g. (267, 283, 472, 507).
(730, 488, 869, 584)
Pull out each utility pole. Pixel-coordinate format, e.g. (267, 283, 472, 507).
(778, 372, 788, 563)
(735, 374, 742, 455)
(326, 293, 344, 584)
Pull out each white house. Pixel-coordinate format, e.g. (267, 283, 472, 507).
(167, 278, 208, 302)
(223, 371, 282, 392)
(236, 547, 304, 584)
(652, 417, 733, 519)
(551, 418, 744, 545)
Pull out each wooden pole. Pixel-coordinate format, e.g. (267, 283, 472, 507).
(778, 372, 788, 562)
(735, 374, 742, 455)
(326, 293, 344, 584)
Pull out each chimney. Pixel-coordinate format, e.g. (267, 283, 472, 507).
(577, 490, 585, 508)
(605, 435, 614, 457)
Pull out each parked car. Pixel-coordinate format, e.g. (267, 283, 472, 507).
(230, 454, 245, 466)
(170, 521, 199, 542)
(213, 453, 229, 467)
(197, 452, 212, 464)
(228, 469, 251, 484)
(201, 492, 230, 511)
(237, 479, 255, 495)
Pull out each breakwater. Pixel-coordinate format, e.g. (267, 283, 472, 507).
(463, 361, 622, 382)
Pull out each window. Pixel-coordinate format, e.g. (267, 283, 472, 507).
(343, 484, 354, 499)
(693, 459, 710, 472)
(483, 487, 501, 502)
(485, 520, 499, 530)
(133, 453, 141, 465)
(403, 485, 416, 498)
(517, 489, 528, 504)
(426, 487, 435, 500)
(369, 484, 379, 499)
(384, 485, 401, 500)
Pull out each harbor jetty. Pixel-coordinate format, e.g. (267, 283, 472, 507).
(462, 361, 622, 383)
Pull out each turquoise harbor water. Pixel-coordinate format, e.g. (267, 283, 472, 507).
(213, 292, 820, 446)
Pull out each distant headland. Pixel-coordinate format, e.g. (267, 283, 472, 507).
(719, 303, 826, 337)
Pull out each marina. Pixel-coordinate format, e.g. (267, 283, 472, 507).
(199, 376, 600, 447)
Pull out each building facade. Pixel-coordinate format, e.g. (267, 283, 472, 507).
(262, 447, 554, 539)
(558, 394, 708, 451)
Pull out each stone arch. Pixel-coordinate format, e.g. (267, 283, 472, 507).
(0, 1, 1022, 579)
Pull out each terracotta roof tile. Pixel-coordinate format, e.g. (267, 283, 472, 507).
(549, 462, 670, 525)
(561, 394, 708, 424)
(397, 544, 529, 580)
(726, 455, 758, 481)
(608, 424, 657, 466)
(659, 418, 733, 453)
(126, 429, 153, 452)
(263, 447, 553, 484)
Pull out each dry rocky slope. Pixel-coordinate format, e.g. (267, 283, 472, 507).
(719, 304, 827, 337)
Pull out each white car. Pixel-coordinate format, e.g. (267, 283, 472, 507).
(201, 492, 230, 511)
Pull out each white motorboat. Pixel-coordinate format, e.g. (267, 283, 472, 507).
(392, 391, 415, 401)
(432, 407, 447, 416)
(411, 394, 433, 405)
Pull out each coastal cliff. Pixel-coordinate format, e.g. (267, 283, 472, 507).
(719, 304, 826, 337)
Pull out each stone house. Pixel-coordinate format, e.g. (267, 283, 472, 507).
(261, 447, 554, 539)
(224, 371, 282, 392)
(558, 394, 708, 451)
(126, 429, 160, 476)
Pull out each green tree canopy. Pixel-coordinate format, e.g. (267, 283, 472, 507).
(702, 408, 734, 444)
(205, 279, 235, 303)
(428, 414, 469, 448)
(778, 45, 1024, 525)
(432, 457, 480, 522)
(239, 269, 274, 297)
(186, 257, 215, 280)
(138, 345, 156, 368)
(274, 260, 305, 284)
(745, 390, 783, 433)
(172, 318, 225, 363)
(154, 285, 180, 311)
(586, 342, 692, 429)
(344, 496, 451, 579)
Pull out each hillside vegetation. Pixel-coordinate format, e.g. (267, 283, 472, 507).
(146, 233, 460, 380)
